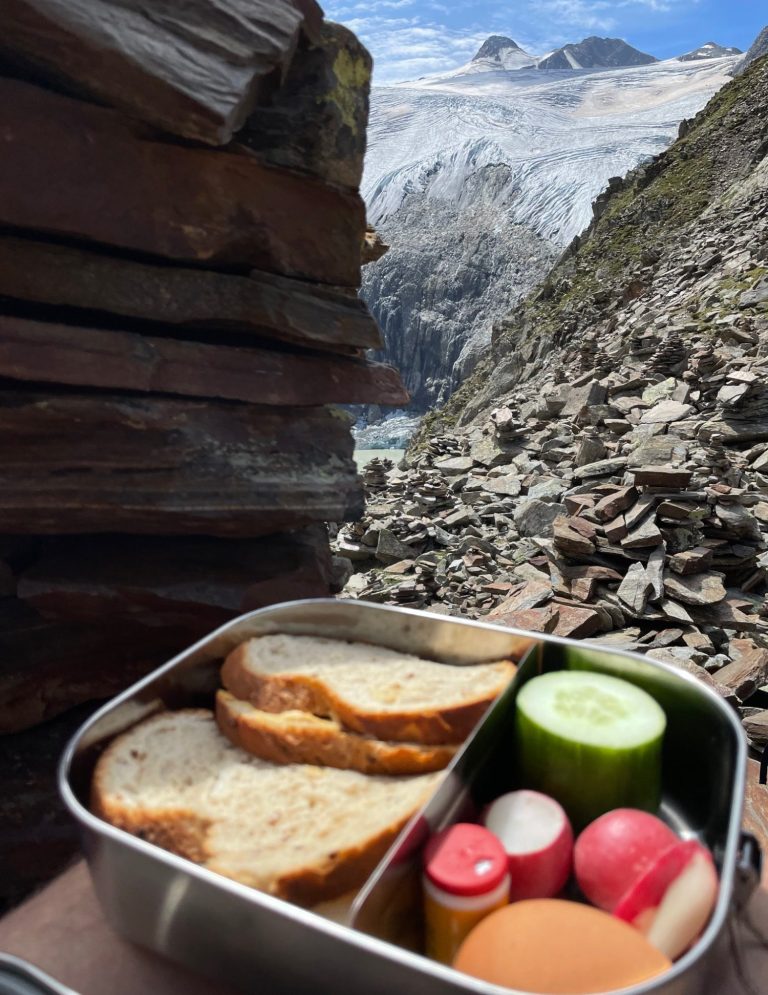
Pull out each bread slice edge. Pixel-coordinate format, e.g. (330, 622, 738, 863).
(221, 643, 516, 745)
(216, 690, 456, 775)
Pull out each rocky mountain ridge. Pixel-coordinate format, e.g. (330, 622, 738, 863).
(733, 26, 768, 76)
(334, 52, 768, 752)
(537, 36, 657, 71)
(679, 42, 742, 62)
(465, 34, 658, 74)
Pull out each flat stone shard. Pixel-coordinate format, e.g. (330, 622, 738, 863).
(617, 562, 653, 613)
(487, 604, 560, 634)
(573, 457, 627, 480)
(622, 516, 663, 549)
(487, 578, 553, 617)
(482, 475, 523, 497)
(435, 456, 474, 475)
(632, 466, 693, 488)
(640, 399, 694, 424)
(375, 530, 416, 565)
(552, 603, 602, 639)
(604, 514, 629, 542)
(560, 381, 607, 417)
(0, 0, 319, 145)
(645, 544, 666, 600)
(743, 712, 768, 745)
(553, 516, 596, 556)
(668, 547, 714, 575)
(593, 485, 637, 522)
(663, 572, 727, 606)
(714, 647, 768, 701)
(628, 436, 689, 466)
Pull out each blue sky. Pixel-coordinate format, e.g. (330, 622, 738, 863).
(323, 0, 767, 84)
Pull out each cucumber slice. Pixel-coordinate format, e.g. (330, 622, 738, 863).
(515, 671, 666, 830)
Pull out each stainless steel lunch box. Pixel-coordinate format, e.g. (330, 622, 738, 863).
(59, 600, 760, 995)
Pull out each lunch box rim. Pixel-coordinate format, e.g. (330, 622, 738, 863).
(58, 598, 750, 995)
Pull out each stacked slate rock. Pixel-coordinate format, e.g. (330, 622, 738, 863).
(336, 342, 768, 749)
(0, 0, 404, 910)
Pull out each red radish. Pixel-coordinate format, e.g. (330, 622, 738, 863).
(575, 809, 678, 911)
(483, 790, 573, 901)
(615, 841, 718, 960)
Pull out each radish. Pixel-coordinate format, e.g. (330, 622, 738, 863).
(614, 840, 719, 960)
(515, 671, 666, 829)
(483, 790, 573, 901)
(574, 809, 678, 911)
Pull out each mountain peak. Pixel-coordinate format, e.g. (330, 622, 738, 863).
(538, 36, 657, 71)
(473, 36, 522, 61)
(678, 41, 742, 62)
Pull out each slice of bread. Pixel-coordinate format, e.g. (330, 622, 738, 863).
(92, 709, 439, 907)
(221, 634, 515, 745)
(216, 690, 457, 775)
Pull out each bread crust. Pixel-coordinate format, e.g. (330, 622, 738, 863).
(221, 643, 515, 745)
(90, 708, 438, 908)
(215, 690, 456, 775)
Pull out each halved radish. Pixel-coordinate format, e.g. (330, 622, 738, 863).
(484, 790, 573, 901)
(515, 671, 666, 829)
(615, 840, 718, 960)
(575, 809, 678, 911)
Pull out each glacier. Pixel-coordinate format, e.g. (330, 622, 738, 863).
(359, 54, 738, 435)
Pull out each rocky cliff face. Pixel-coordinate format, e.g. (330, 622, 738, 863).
(361, 172, 555, 411)
(732, 26, 768, 75)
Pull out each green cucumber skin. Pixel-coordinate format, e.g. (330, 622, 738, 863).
(515, 707, 663, 831)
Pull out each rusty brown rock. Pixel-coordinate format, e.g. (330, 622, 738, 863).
(714, 648, 768, 701)
(570, 576, 596, 602)
(604, 514, 629, 542)
(624, 494, 657, 530)
(551, 603, 603, 638)
(668, 546, 715, 575)
(0, 316, 407, 407)
(593, 485, 638, 522)
(488, 605, 560, 634)
(0, 0, 321, 145)
(564, 564, 624, 582)
(0, 237, 382, 352)
(487, 578, 553, 618)
(632, 466, 694, 488)
(553, 516, 596, 556)
(564, 494, 596, 516)
(0, 78, 365, 286)
(362, 226, 389, 264)
(0, 391, 362, 535)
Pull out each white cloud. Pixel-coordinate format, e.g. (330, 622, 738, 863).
(325, 0, 700, 84)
